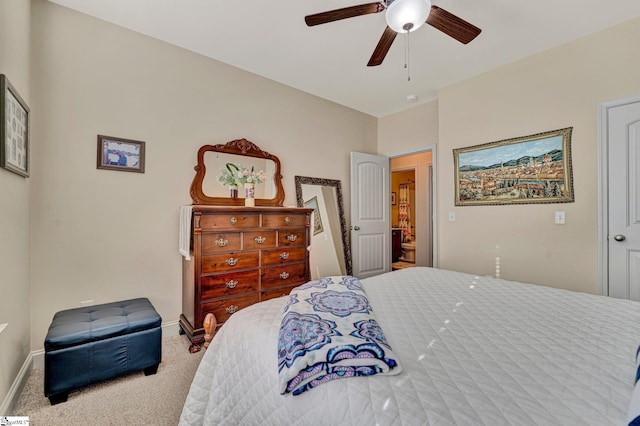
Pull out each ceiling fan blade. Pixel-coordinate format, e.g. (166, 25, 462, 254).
(367, 26, 397, 67)
(426, 5, 481, 44)
(305, 3, 385, 27)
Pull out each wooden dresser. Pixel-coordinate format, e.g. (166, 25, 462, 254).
(180, 205, 312, 350)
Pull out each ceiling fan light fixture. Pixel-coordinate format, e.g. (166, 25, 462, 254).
(385, 0, 432, 33)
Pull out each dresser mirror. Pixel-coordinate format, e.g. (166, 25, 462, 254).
(295, 176, 352, 276)
(190, 139, 285, 206)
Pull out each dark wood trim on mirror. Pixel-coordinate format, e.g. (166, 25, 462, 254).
(190, 138, 285, 206)
(295, 175, 352, 276)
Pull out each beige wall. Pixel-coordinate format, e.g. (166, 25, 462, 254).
(28, 0, 376, 349)
(378, 100, 438, 156)
(437, 17, 640, 292)
(378, 18, 640, 294)
(0, 0, 31, 410)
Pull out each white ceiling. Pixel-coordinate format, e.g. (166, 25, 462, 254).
(48, 0, 640, 117)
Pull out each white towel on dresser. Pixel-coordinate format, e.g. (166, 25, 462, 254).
(179, 205, 193, 260)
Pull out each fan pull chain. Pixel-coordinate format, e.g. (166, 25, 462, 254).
(404, 30, 411, 81)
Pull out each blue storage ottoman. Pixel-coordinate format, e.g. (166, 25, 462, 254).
(44, 297, 162, 404)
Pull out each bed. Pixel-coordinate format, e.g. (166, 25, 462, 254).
(179, 267, 640, 425)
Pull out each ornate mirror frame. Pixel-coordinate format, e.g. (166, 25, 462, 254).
(295, 175, 352, 276)
(190, 138, 285, 206)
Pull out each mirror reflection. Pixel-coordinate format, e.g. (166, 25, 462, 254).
(190, 139, 285, 206)
(202, 151, 277, 199)
(295, 176, 352, 277)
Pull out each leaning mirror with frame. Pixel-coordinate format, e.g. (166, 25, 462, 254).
(295, 175, 352, 276)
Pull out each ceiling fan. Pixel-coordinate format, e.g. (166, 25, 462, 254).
(305, 0, 481, 66)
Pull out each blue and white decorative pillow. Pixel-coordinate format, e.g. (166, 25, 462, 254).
(628, 346, 640, 425)
(277, 276, 401, 395)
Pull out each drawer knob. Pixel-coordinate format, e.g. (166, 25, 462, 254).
(226, 257, 238, 266)
(225, 305, 238, 314)
(284, 216, 291, 224)
(254, 236, 266, 244)
(230, 217, 237, 225)
(286, 234, 297, 242)
(215, 238, 229, 247)
(225, 280, 238, 289)
(280, 252, 290, 260)
(279, 272, 290, 280)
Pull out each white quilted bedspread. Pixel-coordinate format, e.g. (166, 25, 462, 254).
(180, 267, 640, 426)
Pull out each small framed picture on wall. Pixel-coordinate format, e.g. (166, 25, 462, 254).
(97, 134, 146, 173)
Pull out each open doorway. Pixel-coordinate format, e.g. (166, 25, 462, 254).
(390, 151, 433, 270)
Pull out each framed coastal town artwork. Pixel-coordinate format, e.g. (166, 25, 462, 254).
(453, 127, 574, 206)
(97, 134, 146, 173)
(0, 74, 30, 177)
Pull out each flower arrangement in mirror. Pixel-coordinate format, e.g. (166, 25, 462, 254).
(218, 163, 266, 202)
(218, 163, 241, 198)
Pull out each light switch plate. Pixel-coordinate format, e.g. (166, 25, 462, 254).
(554, 211, 566, 224)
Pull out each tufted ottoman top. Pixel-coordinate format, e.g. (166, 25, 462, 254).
(45, 298, 162, 351)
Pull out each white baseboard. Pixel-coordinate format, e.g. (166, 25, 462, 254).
(0, 350, 32, 416)
(30, 349, 45, 370)
(1, 320, 181, 415)
(162, 319, 181, 337)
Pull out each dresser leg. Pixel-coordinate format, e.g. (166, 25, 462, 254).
(180, 315, 204, 353)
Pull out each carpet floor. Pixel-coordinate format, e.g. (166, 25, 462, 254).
(13, 334, 203, 425)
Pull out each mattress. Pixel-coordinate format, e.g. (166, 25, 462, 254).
(180, 267, 640, 425)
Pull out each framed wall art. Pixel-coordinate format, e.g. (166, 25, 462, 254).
(304, 195, 324, 236)
(453, 127, 574, 206)
(0, 74, 30, 177)
(97, 134, 145, 173)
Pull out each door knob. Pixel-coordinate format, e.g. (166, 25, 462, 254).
(353, 226, 360, 231)
(613, 234, 626, 241)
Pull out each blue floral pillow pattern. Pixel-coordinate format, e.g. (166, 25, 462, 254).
(628, 346, 640, 425)
(278, 276, 402, 395)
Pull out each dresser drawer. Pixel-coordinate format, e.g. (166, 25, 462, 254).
(199, 213, 259, 230)
(201, 233, 241, 253)
(262, 213, 307, 228)
(202, 293, 260, 324)
(243, 231, 277, 250)
(201, 270, 259, 300)
(262, 285, 298, 301)
(201, 251, 259, 273)
(261, 263, 307, 290)
(278, 230, 306, 247)
(262, 247, 307, 266)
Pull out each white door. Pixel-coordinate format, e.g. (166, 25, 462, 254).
(351, 152, 390, 278)
(607, 99, 640, 300)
